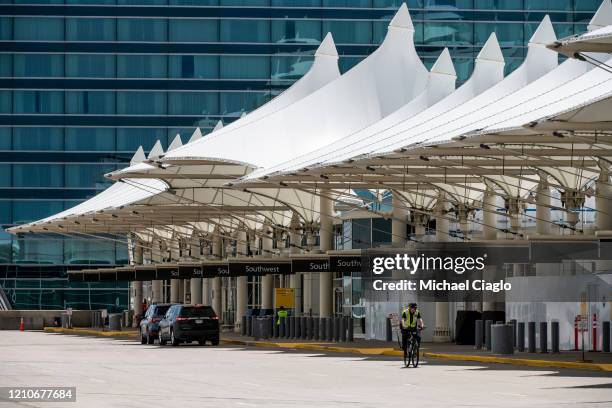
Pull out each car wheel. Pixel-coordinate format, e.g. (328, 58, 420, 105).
(211, 338, 219, 346)
(158, 330, 167, 346)
(140, 328, 146, 345)
(198, 339, 206, 346)
(146, 331, 155, 345)
(171, 329, 180, 347)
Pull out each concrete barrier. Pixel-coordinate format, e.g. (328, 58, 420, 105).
(0, 310, 94, 329)
(108, 313, 122, 331)
(484, 320, 493, 350)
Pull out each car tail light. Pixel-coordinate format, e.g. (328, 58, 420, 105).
(176, 317, 188, 321)
(211, 316, 219, 320)
(151, 318, 160, 323)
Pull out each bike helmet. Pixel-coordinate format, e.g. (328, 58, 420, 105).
(408, 303, 417, 308)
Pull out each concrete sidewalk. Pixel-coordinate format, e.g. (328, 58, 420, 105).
(42, 327, 612, 372)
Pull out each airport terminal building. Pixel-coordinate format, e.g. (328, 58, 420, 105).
(2, 0, 612, 351)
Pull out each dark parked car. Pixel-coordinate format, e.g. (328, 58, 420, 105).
(158, 305, 219, 346)
(140, 303, 173, 344)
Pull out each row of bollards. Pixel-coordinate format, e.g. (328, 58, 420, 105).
(476, 320, 564, 354)
(242, 315, 354, 342)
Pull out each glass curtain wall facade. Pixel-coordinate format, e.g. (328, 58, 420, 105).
(0, 0, 601, 309)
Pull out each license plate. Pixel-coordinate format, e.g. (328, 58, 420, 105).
(195, 319, 203, 324)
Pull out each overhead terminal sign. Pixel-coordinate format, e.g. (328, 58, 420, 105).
(229, 261, 292, 276)
(291, 258, 329, 272)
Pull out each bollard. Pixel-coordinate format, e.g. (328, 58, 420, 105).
(313, 317, 320, 340)
(539, 322, 548, 353)
(300, 316, 308, 340)
(280, 317, 286, 338)
(306, 317, 313, 340)
(273, 316, 279, 338)
(386, 317, 393, 342)
(475, 320, 483, 349)
(551, 321, 560, 353)
(241, 316, 247, 336)
(319, 318, 326, 341)
(510, 319, 517, 348)
(347, 317, 354, 342)
(270, 316, 275, 340)
(326, 318, 333, 342)
(294, 316, 302, 340)
(484, 320, 493, 350)
(528, 322, 536, 353)
(108, 313, 121, 331)
(288, 316, 294, 339)
(247, 316, 253, 337)
(491, 324, 514, 355)
(333, 317, 340, 342)
(340, 316, 347, 342)
(603, 321, 611, 353)
(517, 322, 525, 352)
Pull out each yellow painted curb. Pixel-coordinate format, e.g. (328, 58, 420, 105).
(44, 327, 138, 338)
(423, 352, 612, 372)
(224, 338, 612, 372)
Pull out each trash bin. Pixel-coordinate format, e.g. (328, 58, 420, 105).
(491, 324, 514, 355)
(108, 313, 122, 331)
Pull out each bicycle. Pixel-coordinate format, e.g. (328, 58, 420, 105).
(403, 327, 423, 368)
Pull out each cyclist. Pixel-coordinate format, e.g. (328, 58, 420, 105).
(401, 303, 424, 352)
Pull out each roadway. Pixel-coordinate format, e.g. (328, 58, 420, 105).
(0, 332, 611, 407)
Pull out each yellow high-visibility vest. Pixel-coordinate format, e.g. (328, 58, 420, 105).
(402, 309, 421, 328)
(276, 309, 288, 325)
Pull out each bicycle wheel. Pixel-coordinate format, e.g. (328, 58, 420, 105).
(412, 342, 420, 368)
(403, 346, 408, 367)
(407, 343, 414, 367)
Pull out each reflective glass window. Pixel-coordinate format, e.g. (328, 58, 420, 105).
(116, 128, 167, 151)
(168, 92, 219, 115)
(322, 21, 372, 44)
(425, 0, 473, 8)
(118, 0, 166, 4)
(0, 91, 11, 114)
(474, 23, 523, 46)
(271, 56, 313, 81)
(65, 128, 116, 151)
(170, 0, 218, 4)
(66, 55, 116, 78)
(1, 17, 12, 40)
(372, 218, 391, 245)
(219, 92, 270, 116)
(474, 0, 522, 9)
(12, 202, 64, 225)
(13, 128, 64, 151)
(66, 18, 116, 41)
(117, 19, 167, 41)
(424, 22, 473, 45)
(13, 91, 64, 114)
(13, 164, 64, 187)
(64, 239, 117, 265)
(117, 55, 167, 78)
(65, 91, 116, 115)
(351, 218, 371, 249)
(169, 56, 219, 79)
(66, 0, 116, 4)
(0, 127, 10, 150)
(14, 17, 64, 41)
(220, 0, 269, 5)
(220, 56, 270, 79)
(14, 54, 64, 77)
(0, 55, 11, 77)
(0, 202, 11, 225)
(271, 20, 321, 44)
(169, 19, 219, 42)
(575, 0, 601, 11)
(117, 92, 167, 115)
(526, 0, 570, 11)
(373, 0, 423, 6)
(272, 0, 320, 4)
(65, 164, 117, 188)
(12, 236, 64, 264)
(0, 164, 10, 187)
(323, 0, 371, 6)
(220, 20, 270, 43)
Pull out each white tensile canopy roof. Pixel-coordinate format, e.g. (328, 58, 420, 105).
(102, 4, 431, 227)
(548, 0, 612, 57)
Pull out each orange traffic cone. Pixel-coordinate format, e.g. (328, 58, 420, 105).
(19, 317, 24, 332)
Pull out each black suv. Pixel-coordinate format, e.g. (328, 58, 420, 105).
(139, 303, 173, 344)
(158, 305, 220, 346)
